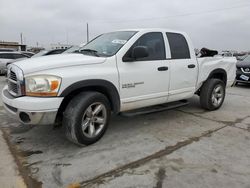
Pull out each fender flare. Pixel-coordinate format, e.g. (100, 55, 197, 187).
(207, 68, 227, 84)
(59, 79, 120, 113)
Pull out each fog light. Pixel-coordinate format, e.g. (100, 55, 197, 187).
(19, 112, 31, 123)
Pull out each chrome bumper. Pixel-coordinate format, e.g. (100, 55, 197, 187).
(3, 102, 57, 125)
(236, 79, 250, 84)
(2, 87, 60, 125)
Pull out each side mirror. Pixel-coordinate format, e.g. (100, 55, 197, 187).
(122, 46, 149, 62)
(132, 46, 149, 59)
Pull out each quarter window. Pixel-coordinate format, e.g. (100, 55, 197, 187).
(124, 32, 166, 61)
(166, 32, 190, 59)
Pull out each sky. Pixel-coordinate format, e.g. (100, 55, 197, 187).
(0, 0, 250, 51)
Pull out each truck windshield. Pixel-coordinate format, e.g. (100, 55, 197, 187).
(79, 31, 137, 57)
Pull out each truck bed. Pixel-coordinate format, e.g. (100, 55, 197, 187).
(196, 57, 236, 90)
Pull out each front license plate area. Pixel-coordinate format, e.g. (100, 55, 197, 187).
(240, 75, 249, 81)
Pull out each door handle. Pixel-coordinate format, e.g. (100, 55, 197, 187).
(158, 66, 168, 71)
(188, 64, 196, 68)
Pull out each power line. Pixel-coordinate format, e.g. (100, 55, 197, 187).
(90, 3, 250, 24)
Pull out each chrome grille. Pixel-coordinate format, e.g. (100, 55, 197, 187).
(9, 70, 17, 81)
(243, 68, 250, 73)
(7, 66, 24, 97)
(8, 81, 18, 94)
(241, 67, 250, 74)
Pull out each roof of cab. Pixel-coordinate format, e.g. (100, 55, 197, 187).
(115, 28, 186, 34)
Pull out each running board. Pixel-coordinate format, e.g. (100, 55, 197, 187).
(120, 100, 189, 117)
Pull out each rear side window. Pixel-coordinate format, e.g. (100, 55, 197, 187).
(166, 32, 190, 59)
(124, 32, 166, 61)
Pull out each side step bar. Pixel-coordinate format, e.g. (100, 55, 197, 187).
(120, 100, 189, 117)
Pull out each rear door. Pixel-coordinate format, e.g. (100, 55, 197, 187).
(166, 32, 198, 102)
(117, 32, 171, 111)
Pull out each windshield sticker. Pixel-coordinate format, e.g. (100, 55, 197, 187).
(112, 39, 127, 44)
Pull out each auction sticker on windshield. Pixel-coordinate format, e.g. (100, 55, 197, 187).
(112, 39, 127, 44)
(240, 75, 249, 81)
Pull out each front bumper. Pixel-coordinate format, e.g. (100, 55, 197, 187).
(2, 85, 64, 125)
(236, 69, 250, 83)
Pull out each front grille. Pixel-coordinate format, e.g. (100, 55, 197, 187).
(8, 81, 18, 94)
(9, 70, 17, 81)
(7, 66, 23, 97)
(242, 67, 250, 73)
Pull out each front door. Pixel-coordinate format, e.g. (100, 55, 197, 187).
(117, 32, 170, 111)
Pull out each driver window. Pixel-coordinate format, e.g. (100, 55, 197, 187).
(124, 32, 166, 61)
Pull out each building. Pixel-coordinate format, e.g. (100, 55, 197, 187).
(0, 41, 26, 51)
(50, 43, 72, 50)
(27, 47, 45, 53)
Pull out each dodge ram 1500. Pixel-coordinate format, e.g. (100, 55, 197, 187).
(2, 28, 236, 145)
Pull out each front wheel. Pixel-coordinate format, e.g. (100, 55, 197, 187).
(200, 79, 226, 111)
(63, 92, 111, 146)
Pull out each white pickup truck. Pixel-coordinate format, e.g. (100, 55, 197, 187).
(2, 28, 236, 145)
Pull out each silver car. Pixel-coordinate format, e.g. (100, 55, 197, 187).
(0, 52, 29, 74)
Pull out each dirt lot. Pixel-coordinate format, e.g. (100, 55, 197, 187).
(0, 76, 250, 188)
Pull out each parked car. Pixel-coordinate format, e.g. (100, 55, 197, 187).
(63, 43, 86, 54)
(235, 55, 250, 85)
(236, 54, 248, 61)
(32, 49, 66, 58)
(21, 51, 35, 57)
(221, 51, 233, 57)
(0, 48, 16, 52)
(2, 28, 236, 145)
(0, 52, 29, 74)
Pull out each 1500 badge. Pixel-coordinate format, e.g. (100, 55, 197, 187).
(122, 82, 144, 89)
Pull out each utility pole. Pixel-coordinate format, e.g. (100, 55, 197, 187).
(20, 33, 23, 44)
(66, 30, 69, 45)
(86, 23, 89, 43)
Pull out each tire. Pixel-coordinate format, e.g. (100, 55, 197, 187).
(200, 79, 226, 111)
(63, 92, 111, 146)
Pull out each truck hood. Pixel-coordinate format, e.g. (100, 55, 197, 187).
(13, 53, 107, 74)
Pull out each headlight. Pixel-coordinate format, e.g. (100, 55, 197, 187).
(25, 75, 61, 96)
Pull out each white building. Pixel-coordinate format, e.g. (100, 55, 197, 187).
(50, 43, 72, 50)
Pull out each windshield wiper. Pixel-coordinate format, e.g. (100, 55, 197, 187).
(80, 49, 100, 57)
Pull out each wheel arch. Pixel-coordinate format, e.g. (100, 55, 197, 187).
(207, 68, 227, 85)
(196, 68, 227, 96)
(56, 79, 120, 125)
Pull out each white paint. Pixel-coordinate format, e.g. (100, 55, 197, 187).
(3, 28, 236, 115)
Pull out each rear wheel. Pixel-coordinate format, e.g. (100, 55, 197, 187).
(63, 92, 111, 145)
(200, 79, 226, 111)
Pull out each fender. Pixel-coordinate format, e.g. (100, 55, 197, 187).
(60, 79, 120, 113)
(207, 68, 227, 84)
